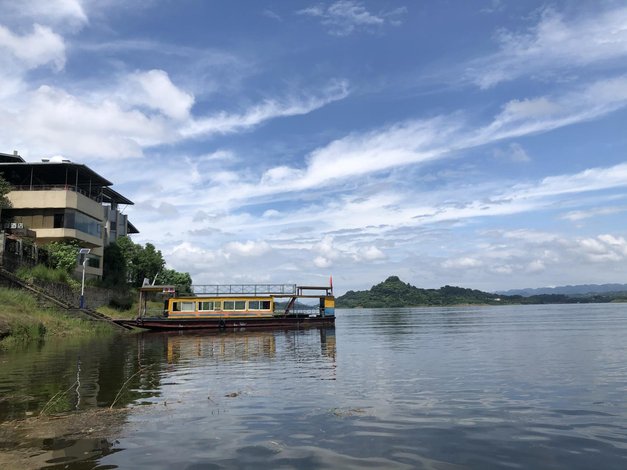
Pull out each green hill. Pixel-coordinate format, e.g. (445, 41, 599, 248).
(335, 276, 627, 308)
(336, 276, 502, 308)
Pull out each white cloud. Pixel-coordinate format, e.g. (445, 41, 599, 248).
(0, 24, 66, 71)
(468, 6, 627, 88)
(1, 0, 88, 28)
(0, 85, 171, 158)
(123, 69, 194, 120)
(314, 256, 332, 268)
(493, 142, 531, 163)
(442, 257, 483, 269)
(526, 259, 545, 273)
(224, 240, 271, 257)
(355, 246, 386, 261)
(562, 206, 627, 222)
(188, 76, 627, 211)
(575, 235, 627, 263)
(180, 79, 349, 138)
(297, 1, 405, 36)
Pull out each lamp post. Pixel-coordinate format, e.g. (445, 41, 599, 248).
(79, 248, 90, 308)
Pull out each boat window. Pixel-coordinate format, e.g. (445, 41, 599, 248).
(214, 301, 222, 310)
(199, 301, 214, 311)
(249, 300, 271, 310)
(224, 300, 246, 311)
(180, 301, 195, 312)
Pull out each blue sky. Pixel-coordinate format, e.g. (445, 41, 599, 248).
(2, 0, 627, 293)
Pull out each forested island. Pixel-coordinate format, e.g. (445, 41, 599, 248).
(335, 276, 627, 308)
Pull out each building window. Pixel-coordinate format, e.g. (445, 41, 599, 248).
(53, 213, 64, 228)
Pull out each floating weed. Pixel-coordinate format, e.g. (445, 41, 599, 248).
(329, 407, 367, 417)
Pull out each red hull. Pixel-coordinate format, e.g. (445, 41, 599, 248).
(115, 315, 335, 331)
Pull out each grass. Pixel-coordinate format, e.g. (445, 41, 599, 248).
(0, 287, 117, 351)
(97, 303, 138, 320)
(16, 265, 80, 290)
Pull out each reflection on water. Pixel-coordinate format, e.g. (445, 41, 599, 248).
(3, 305, 627, 469)
(159, 328, 336, 366)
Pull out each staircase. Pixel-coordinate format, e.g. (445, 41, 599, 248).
(0, 268, 132, 330)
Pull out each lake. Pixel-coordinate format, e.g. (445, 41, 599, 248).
(2, 303, 627, 469)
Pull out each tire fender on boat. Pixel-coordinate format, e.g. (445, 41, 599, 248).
(219, 319, 226, 329)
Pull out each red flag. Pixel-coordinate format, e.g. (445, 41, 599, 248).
(329, 275, 333, 291)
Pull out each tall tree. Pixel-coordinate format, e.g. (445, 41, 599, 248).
(134, 242, 165, 286)
(0, 173, 12, 219)
(102, 241, 127, 288)
(157, 268, 193, 293)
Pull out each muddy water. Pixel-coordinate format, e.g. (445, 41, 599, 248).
(2, 304, 627, 469)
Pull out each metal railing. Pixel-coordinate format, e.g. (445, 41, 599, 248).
(192, 284, 297, 296)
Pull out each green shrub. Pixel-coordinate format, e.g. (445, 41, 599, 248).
(16, 265, 80, 290)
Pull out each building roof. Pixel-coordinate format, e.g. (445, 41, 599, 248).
(127, 221, 140, 234)
(0, 161, 113, 188)
(0, 152, 25, 163)
(102, 187, 134, 205)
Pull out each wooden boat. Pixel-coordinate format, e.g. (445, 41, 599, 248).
(116, 282, 335, 331)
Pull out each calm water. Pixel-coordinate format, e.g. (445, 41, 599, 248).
(2, 304, 627, 469)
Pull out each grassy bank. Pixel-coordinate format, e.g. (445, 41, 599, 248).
(0, 287, 118, 350)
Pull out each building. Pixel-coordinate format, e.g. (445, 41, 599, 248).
(0, 151, 138, 279)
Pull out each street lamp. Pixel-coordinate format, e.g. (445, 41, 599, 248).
(79, 248, 91, 308)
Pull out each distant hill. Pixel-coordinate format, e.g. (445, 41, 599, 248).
(336, 277, 627, 308)
(336, 276, 502, 308)
(498, 283, 627, 297)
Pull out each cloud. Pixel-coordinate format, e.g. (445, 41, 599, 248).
(442, 257, 483, 269)
(0, 24, 66, 71)
(180, 79, 349, 138)
(475, 76, 627, 144)
(297, 1, 406, 36)
(190, 76, 627, 209)
(122, 69, 195, 120)
(562, 206, 627, 222)
(224, 240, 271, 257)
(467, 6, 627, 88)
(493, 142, 531, 163)
(0, 84, 171, 158)
(0, 70, 348, 160)
(1, 0, 88, 29)
(575, 235, 627, 263)
(262, 9, 282, 22)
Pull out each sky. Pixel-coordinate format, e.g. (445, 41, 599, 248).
(1, 0, 627, 294)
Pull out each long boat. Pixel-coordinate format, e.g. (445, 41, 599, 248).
(115, 282, 336, 331)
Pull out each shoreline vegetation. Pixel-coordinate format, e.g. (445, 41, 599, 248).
(335, 276, 627, 308)
(0, 287, 136, 351)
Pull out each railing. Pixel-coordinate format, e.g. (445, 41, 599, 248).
(192, 284, 297, 296)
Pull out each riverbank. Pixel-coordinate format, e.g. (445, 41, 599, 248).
(0, 288, 121, 350)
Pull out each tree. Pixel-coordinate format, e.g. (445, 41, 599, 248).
(0, 173, 12, 219)
(133, 242, 165, 286)
(114, 237, 165, 287)
(105, 236, 191, 289)
(157, 268, 192, 293)
(102, 241, 127, 288)
(45, 240, 80, 274)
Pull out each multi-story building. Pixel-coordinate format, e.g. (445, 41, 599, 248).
(0, 151, 138, 279)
